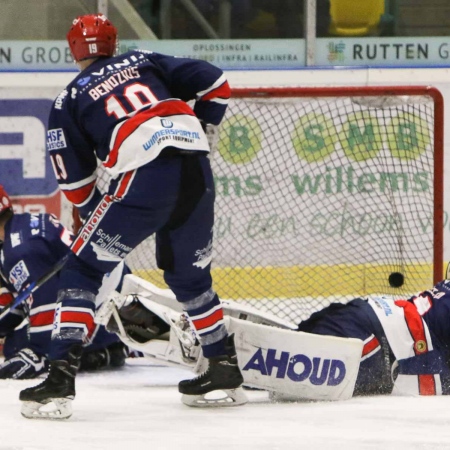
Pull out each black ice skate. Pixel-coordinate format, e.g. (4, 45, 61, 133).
(20, 347, 82, 420)
(178, 334, 248, 407)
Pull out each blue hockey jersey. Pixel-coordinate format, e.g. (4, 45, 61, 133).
(0, 213, 120, 357)
(369, 280, 450, 396)
(46, 50, 231, 218)
(0, 213, 72, 356)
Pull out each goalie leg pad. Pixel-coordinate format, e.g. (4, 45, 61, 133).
(228, 317, 363, 401)
(181, 388, 248, 408)
(221, 299, 297, 330)
(95, 292, 204, 371)
(21, 398, 73, 420)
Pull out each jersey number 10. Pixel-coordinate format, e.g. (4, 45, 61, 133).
(105, 82, 158, 119)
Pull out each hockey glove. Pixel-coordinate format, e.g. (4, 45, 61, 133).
(0, 348, 48, 379)
(199, 120, 219, 150)
(79, 342, 129, 371)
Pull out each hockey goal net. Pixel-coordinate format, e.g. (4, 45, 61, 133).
(97, 86, 444, 324)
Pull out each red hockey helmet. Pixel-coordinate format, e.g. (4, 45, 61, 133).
(67, 14, 118, 62)
(0, 185, 12, 215)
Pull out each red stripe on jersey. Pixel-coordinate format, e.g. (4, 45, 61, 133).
(201, 81, 231, 101)
(362, 336, 380, 357)
(419, 375, 436, 396)
(63, 180, 96, 206)
(192, 309, 224, 332)
(106, 99, 196, 169)
(395, 300, 428, 351)
(114, 170, 135, 198)
(71, 195, 113, 254)
(395, 299, 436, 395)
(30, 310, 55, 327)
(0, 292, 13, 307)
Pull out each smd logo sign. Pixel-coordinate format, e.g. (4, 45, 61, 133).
(0, 99, 61, 215)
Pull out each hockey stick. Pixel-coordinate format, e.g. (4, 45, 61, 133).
(0, 253, 69, 322)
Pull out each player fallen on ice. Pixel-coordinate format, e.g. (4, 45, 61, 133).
(0, 185, 129, 380)
(19, 13, 243, 419)
(96, 273, 450, 402)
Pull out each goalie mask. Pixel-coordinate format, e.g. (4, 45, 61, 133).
(67, 13, 118, 62)
(0, 185, 12, 216)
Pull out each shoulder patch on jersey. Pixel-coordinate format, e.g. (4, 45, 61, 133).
(47, 129, 67, 151)
(77, 76, 91, 86)
(9, 260, 30, 291)
(10, 232, 21, 248)
(29, 214, 39, 228)
(54, 89, 68, 110)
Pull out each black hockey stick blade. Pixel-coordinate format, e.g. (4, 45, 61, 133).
(0, 253, 69, 322)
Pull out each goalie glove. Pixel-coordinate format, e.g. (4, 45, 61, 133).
(106, 295, 171, 342)
(0, 348, 48, 379)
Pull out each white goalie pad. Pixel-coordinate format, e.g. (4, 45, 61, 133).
(228, 317, 363, 401)
(96, 277, 363, 401)
(120, 274, 181, 311)
(95, 290, 206, 373)
(118, 275, 297, 330)
(121, 274, 297, 330)
(221, 299, 297, 330)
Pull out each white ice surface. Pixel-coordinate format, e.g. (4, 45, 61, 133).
(2, 358, 450, 450)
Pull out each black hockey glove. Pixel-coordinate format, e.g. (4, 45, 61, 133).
(0, 348, 48, 379)
(79, 342, 129, 371)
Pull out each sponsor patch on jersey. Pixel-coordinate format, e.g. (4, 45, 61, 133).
(10, 232, 21, 248)
(371, 296, 394, 316)
(47, 128, 67, 151)
(54, 89, 68, 110)
(77, 76, 91, 86)
(161, 119, 173, 128)
(90, 242, 123, 262)
(193, 240, 213, 269)
(9, 260, 30, 291)
(29, 215, 39, 228)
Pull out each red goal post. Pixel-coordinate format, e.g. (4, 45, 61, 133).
(79, 85, 445, 323)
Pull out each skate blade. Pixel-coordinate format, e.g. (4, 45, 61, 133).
(181, 388, 248, 408)
(21, 398, 73, 420)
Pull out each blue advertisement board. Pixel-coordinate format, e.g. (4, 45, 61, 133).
(0, 99, 61, 215)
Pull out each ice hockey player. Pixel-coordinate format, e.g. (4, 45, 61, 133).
(19, 13, 243, 419)
(0, 185, 128, 380)
(99, 274, 450, 401)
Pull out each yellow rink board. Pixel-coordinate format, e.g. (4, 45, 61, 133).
(133, 262, 445, 299)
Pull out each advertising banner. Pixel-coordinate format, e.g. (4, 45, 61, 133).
(3, 37, 450, 71)
(0, 39, 305, 71)
(0, 90, 64, 219)
(317, 37, 450, 67)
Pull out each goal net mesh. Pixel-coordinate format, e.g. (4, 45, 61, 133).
(97, 87, 443, 324)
